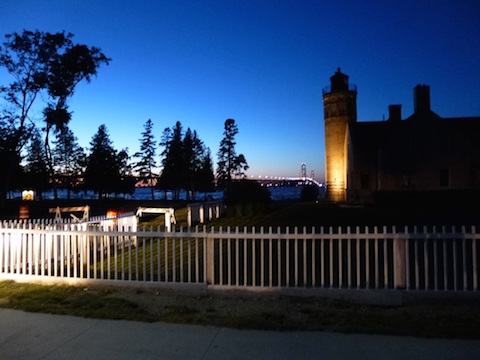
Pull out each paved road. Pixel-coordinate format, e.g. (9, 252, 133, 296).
(0, 308, 479, 360)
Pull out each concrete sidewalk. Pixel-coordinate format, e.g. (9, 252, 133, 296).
(0, 309, 479, 360)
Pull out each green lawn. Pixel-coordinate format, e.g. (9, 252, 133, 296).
(1, 280, 479, 338)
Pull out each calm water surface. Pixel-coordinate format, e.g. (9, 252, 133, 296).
(10, 185, 321, 201)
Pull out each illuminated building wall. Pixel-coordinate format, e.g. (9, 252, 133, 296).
(322, 68, 357, 202)
(323, 70, 480, 204)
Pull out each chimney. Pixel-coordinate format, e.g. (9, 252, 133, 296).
(414, 85, 430, 113)
(388, 104, 402, 122)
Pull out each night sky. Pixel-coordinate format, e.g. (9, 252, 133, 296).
(1, 0, 479, 181)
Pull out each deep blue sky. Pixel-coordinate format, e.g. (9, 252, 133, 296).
(1, 1, 479, 181)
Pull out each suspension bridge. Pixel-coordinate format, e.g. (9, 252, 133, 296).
(252, 176, 323, 188)
(251, 163, 323, 188)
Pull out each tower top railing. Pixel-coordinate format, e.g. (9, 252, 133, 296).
(322, 84, 357, 95)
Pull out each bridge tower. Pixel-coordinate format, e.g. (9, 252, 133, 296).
(322, 68, 357, 202)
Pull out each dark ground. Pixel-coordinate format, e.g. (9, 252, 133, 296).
(2, 197, 480, 229)
(206, 200, 480, 230)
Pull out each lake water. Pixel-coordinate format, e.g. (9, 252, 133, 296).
(10, 185, 322, 202)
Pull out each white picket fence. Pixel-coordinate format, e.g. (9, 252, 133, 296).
(0, 223, 478, 293)
(187, 200, 224, 226)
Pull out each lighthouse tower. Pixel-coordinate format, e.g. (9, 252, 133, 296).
(322, 68, 357, 202)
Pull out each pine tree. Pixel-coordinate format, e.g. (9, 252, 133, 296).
(114, 148, 136, 197)
(157, 122, 214, 200)
(158, 121, 184, 200)
(196, 148, 215, 199)
(84, 125, 121, 199)
(134, 119, 157, 199)
(233, 153, 249, 179)
(182, 128, 195, 200)
(157, 127, 172, 199)
(185, 129, 214, 200)
(217, 119, 248, 189)
(24, 129, 49, 200)
(53, 127, 85, 199)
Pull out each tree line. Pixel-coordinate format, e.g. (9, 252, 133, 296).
(0, 30, 248, 203)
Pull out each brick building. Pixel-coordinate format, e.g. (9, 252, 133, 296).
(323, 69, 480, 203)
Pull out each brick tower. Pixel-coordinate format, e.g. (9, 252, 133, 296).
(322, 68, 357, 202)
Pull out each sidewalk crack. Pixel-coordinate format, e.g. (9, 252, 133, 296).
(199, 327, 222, 360)
(38, 319, 103, 360)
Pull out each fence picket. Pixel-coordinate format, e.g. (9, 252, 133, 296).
(462, 232, 467, 291)
(356, 227, 360, 289)
(473, 226, 478, 291)
(329, 227, 333, 288)
(231, 228, 233, 286)
(294, 227, 298, 287)
(453, 229, 458, 291)
(277, 226, 281, 287)
(0, 222, 478, 295)
(261, 227, 265, 287)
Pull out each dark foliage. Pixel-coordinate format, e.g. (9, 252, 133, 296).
(0, 29, 109, 202)
(158, 122, 214, 200)
(52, 127, 86, 199)
(133, 119, 157, 199)
(23, 129, 49, 199)
(224, 180, 271, 216)
(216, 119, 248, 189)
(300, 185, 320, 202)
(84, 125, 134, 199)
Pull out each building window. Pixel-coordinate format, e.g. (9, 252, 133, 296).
(360, 173, 369, 190)
(439, 169, 449, 188)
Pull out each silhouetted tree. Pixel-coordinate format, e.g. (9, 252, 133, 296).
(157, 122, 214, 200)
(24, 129, 49, 200)
(157, 127, 172, 199)
(113, 148, 136, 197)
(0, 30, 63, 200)
(134, 119, 157, 199)
(183, 128, 212, 200)
(43, 39, 109, 199)
(52, 127, 86, 199)
(0, 30, 109, 202)
(158, 121, 184, 200)
(84, 125, 126, 199)
(217, 119, 248, 189)
(196, 148, 216, 199)
(0, 115, 24, 197)
(233, 154, 249, 179)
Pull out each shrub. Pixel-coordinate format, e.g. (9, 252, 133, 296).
(224, 180, 271, 216)
(300, 185, 319, 202)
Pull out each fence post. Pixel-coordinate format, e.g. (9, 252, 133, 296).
(187, 206, 192, 227)
(205, 230, 214, 285)
(393, 233, 407, 289)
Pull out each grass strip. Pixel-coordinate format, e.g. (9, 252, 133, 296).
(1, 281, 479, 339)
(0, 281, 155, 322)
